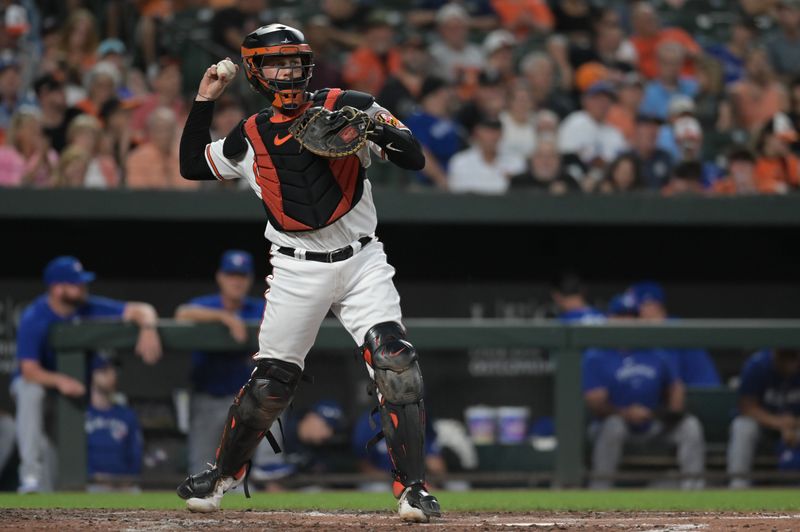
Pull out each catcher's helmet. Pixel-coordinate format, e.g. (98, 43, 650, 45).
(241, 24, 314, 111)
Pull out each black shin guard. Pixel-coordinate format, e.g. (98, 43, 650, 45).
(215, 358, 302, 477)
(363, 322, 427, 488)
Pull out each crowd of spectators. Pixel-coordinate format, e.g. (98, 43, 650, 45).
(1, 0, 799, 195)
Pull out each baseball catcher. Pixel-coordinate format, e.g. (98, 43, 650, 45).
(175, 23, 440, 522)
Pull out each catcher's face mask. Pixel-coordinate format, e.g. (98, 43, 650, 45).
(242, 45, 314, 111)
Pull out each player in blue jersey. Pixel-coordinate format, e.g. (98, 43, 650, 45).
(582, 346, 705, 489)
(13, 256, 161, 493)
(727, 348, 800, 488)
(174, 250, 266, 476)
(86, 355, 142, 491)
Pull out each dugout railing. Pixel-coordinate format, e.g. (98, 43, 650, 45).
(50, 319, 800, 490)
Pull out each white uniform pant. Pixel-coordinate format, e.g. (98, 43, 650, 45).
(256, 239, 403, 370)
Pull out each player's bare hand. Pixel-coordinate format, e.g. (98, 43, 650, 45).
(197, 57, 239, 101)
(223, 314, 249, 343)
(57, 375, 85, 397)
(135, 327, 162, 365)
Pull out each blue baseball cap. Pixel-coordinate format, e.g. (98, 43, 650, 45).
(585, 80, 616, 98)
(97, 38, 126, 57)
(310, 400, 344, 431)
(608, 291, 639, 316)
(219, 250, 254, 275)
(90, 353, 115, 372)
(43, 256, 96, 285)
(631, 281, 665, 305)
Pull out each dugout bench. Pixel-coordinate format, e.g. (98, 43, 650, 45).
(51, 319, 800, 490)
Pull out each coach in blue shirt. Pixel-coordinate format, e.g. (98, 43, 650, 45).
(582, 347, 705, 489)
(174, 250, 265, 475)
(13, 256, 161, 493)
(727, 348, 800, 488)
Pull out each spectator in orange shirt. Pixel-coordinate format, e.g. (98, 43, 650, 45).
(629, 2, 700, 80)
(753, 112, 800, 194)
(126, 107, 199, 190)
(711, 147, 760, 196)
(490, 0, 553, 39)
(342, 11, 401, 96)
(729, 47, 788, 135)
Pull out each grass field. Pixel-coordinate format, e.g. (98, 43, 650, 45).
(1, 489, 799, 512)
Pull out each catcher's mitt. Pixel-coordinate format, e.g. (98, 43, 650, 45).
(288, 105, 373, 158)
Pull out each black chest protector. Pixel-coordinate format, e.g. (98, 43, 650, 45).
(228, 88, 375, 232)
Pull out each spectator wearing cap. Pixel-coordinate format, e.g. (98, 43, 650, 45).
(127, 106, 198, 189)
(34, 73, 81, 153)
(378, 32, 432, 121)
(131, 57, 187, 139)
(174, 250, 265, 476)
(510, 137, 580, 194)
(704, 16, 758, 86)
(0, 53, 36, 135)
(519, 52, 575, 119)
(629, 281, 720, 388)
(753, 112, 800, 194)
(655, 94, 696, 163)
(448, 114, 525, 194)
(729, 47, 787, 134)
(711, 146, 760, 195)
(482, 29, 517, 83)
(12, 256, 161, 493)
(95, 39, 135, 100)
(499, 80, 538, 160)
(404, 76, 466, 189)
(85, 355, 143, 492)
(621, 113, 672, 190)
(342, 11, 402, 96)
(429, 3, 486, 86)
(252, 399, 348, 488)
(0, 106, 57, 187)
(490, 0, 553, 39)
(557, 80, 628, 189)
(629, 2, 700, 80)
(766, 0, 800, 79)
(639, 42, 699, 122)
(727, 348, 800, 488)
(352, 407, 446, 491)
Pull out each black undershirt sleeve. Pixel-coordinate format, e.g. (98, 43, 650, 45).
(179, 100, 217, 181)
(368, 124, 426, 171)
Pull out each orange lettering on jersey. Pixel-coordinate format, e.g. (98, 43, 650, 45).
(274, 133, 292, 146)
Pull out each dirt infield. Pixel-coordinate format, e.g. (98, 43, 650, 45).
(1, 509, 799, 531)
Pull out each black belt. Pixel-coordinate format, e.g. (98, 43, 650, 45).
(277, 236, 373, 263)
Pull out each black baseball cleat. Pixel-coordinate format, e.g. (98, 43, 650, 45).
(397, 483, 442, 522)
(177, 467, 245, 513)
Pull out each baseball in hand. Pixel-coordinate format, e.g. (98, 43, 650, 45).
(216, 59, 236, 81)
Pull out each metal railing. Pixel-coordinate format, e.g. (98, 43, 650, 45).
(50, 318, 800, 490)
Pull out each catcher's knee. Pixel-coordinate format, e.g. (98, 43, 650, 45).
(235, 358, 302, 429)
(363, 321, 424, 405)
